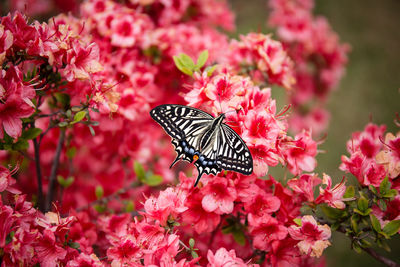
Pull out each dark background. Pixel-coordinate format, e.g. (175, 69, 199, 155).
(230, 0, 400, 266)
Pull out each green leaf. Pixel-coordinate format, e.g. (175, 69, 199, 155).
(382, 220, 400, 237)
(88, 125, 95, 136)
(95, 185, 104, 199)
(189, 238, 195, 248)
(72, 111, 86, 124)
(54, 93, 70, 108)
(178, 53, 195, 69)
(173, 56, 193, 76)
(94, 204, 106, 213)
(12, 139, 29, 151)
(293, 218, 302, 226)
(57, 175, 75, 188)
(196, 50, 208, 69)
(58, 121, 68, 127)
(369, 185, 378, 195)
(125, 200, 135, 212)
(354, 208, 372, 216)
(146, 175, 163, 186)
(357, 196, 369, 212)
(66, 147, 76, 158)
(191, 250, 199, 259)
(232, 230, 246, 246)
(351, 215, 359, 233)
(68, 242, 80, 249)
(352, 242, 362, 254)
(21, 128, 42, 140)
(321, 205, 347, 220)
(134, 161, 146, 183)
(377, 239, 391, 252)
(382, 189, 398, 198)
(359, 239, 372, 248)
(378, 200, 387, 211)
(205, 65, 217, 76)
(370, 214, 381, 233)
(344, 185, 355, 198)
(379, 177, 391, 196)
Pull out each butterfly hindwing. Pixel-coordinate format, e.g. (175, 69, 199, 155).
(217, 124, 253, 175)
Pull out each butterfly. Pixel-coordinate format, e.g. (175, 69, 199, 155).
(150, 104, 253, 186)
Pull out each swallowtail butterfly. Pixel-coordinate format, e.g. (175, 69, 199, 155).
(150, 104, 253, 186)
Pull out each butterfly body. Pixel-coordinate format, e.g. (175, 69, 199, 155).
(150, 104, 253, 186)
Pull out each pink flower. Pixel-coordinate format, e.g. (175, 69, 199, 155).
(315, 174, 347, 209)
(248, 213, 288, 251)
(201, 177, 237, 215)
(110, 12, 153, 48)
(35, 229, 67, 267)
(107, 235, 143, 266)
(207, 247, 258, 267)
(66, 253, 104, 267)
(224, 33, 295, 89)
(0, 24, 13, 64)
(0, 204, 14, 247)
(376, 132, 400, 179)
(63, 41, 103, 81)
(243, 188, 281, 218)
(144, 187, 188, 225)
(288, 215, 331, 257)
(0, 165, 18, 193)
(0, 67, 35, 139)
(341, 152, 387, 187)
(288, 173, 321, 202)
(281, 130, 318, 175)
(182, 191, 221, 234)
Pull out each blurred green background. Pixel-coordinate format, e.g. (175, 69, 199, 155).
(230, 0, 400, 266)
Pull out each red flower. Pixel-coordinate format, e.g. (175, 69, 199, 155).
(248, 213, 288, 251)
(107, 235, 143, 266)
(35, 229, 67, 267)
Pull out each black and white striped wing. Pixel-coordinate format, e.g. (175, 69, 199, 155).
(150, 104, 213, 142)
(216, 124, 253, 175)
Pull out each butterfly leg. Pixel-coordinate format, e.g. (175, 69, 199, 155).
(193, 171, 204, 187)
(169, 154, 183, 169)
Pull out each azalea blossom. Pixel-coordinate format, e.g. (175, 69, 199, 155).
(288, 215, 331, 257)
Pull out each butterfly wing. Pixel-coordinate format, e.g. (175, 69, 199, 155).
(216, 124, 253, 175)
(150, 104, 216, 165)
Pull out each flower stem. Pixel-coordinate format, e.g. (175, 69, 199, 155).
(45, 129, 65, 212)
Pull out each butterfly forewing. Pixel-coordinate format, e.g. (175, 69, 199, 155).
(150, 104, 253, 186)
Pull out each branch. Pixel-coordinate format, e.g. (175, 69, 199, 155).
(362, 247, 400, 267)
(33, 138, 44, 212)
(317, 217, 400, 267)
(45, 129, 65, 212)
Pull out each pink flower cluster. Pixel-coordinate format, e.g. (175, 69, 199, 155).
(340, 123, 393, 187)
(0, 12, 109, 139)
(268, 0, 350, 135)
(223, 33, 295, 89)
